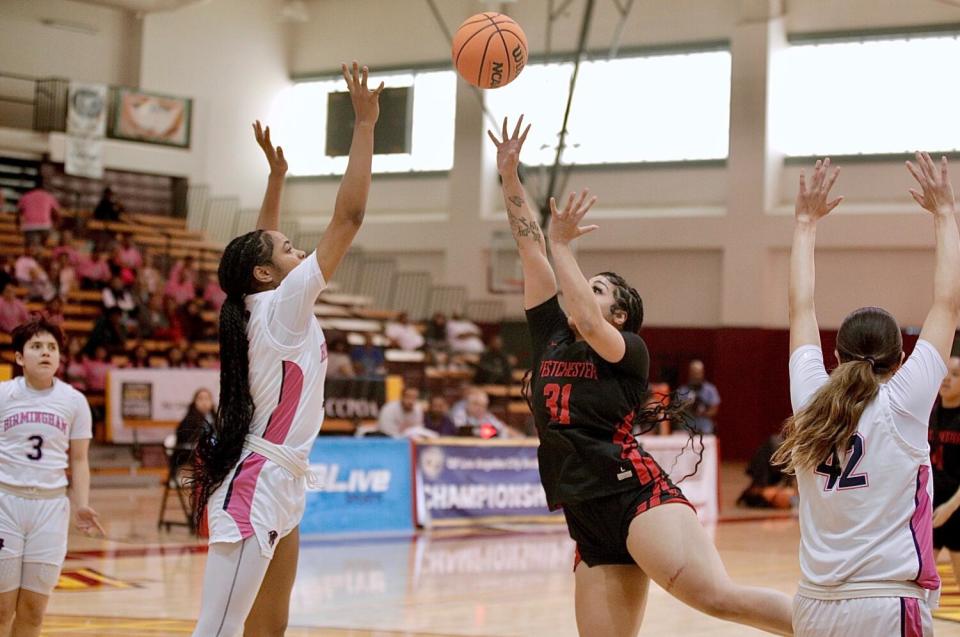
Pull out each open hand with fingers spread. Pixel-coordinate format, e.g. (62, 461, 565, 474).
(341, 61, 385, 127)
(796, 158, 842, 224)
(488, 115, 531, 177)
(906, 152, 956, 216)
(74, 505, 106, 538)
(548, 189, 599, 246)
(253, 120, 287, 176)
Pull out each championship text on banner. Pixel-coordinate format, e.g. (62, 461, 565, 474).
(324, 378, 386, 421)
(414, 439, 561, 527)
(302, 438, 414, 535)
(106, 368, 219, 444)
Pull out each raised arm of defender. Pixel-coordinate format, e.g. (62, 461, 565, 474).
(488, 116, 558, 309)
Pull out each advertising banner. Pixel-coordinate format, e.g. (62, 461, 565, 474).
(324, 378, 385, 421)
(111, 88, 192, 147)
(106, 368, 219, 443)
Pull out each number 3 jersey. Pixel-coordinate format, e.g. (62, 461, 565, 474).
(0, 377, 92, 490)
(790, 340, 945, 600)
(526, 295, 658, 510)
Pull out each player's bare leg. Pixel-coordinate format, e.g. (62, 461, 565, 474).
(574, 562, 649, 637)
(0, 588, 17, 637)
(626, 503, 793, 636)
(243, 527, 300, 637)
(10, 589, 48, 637)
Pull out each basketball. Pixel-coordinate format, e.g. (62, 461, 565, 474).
(451, 12, 528, 89)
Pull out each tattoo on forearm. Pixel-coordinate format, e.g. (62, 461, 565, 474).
(508, 195, 525, 208)
(507, 211, 542, 243)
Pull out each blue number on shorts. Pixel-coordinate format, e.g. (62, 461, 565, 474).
(26, 435, 43, 461)
(815, 434, 868, 491)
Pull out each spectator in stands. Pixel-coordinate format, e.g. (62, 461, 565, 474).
(16, 177, 61, 246)
(52, 229, 82, 266)
(376, 387, 425, 437)
(127, 342, 152, 368)
(179, 298, 208, 342)
(173, 388, 216, 467)
(326, 338, 355, 379)
(167, 344, 187, 369)
(184, 345, 201, 369)
(113, 234, 142, 285)
(137, 255, 165, 301)
(83, 344, 111, 392)
(677, 359, 721, 435)
(0, 282, 30, 334)
(446, 311, 485, 355)
(102, 275, 136, 318)
(0, 256, 13, 294)
(40, 296, 65, 328)
(93, 186, 124, 222)
(163, 295, 185, 342)
(165, 258, 198, 304)
(425, 312, 448, 351)
(424, 394, 456, 436)
(22, 259, 56, 302)
(202, 272, 226, 311)
(79, 249, 112, 288)
(450, 387, 509, 438)
(84, 306, 127, 355)
(385, 312, 424, 351)
(14, 244, 44, 285)
(473, 334, 515, 385)
(50, 253, 76, 300)
(138, 293, 171, 340)
(351, 333, 386, 378)
(62, 337, 87, 390)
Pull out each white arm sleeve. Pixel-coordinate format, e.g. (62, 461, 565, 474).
(887, 339, 948, 449)
(789, 345, 830, 413)
(266, 251, 327, 347)
(70, 391, 93, 440)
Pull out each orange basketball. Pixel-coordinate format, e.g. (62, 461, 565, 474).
(451, 12, 528, 89)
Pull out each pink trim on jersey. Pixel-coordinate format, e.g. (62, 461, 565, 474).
(901, 597, 923, 637)
(910, 465, 940, 590)
(263, 360, 304, 444)
(224, 452, 267, 538)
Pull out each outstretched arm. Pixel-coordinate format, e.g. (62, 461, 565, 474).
(488, 116, 557, 309)
(907, 152, 960, 362)
(253, 120, 288, 232)
(547, 190, 629, 363)
(789, 159, 843, 354)
(315, 62, 384, 281)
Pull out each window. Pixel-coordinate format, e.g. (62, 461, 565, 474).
(771, 34, 960, 156)
(272, 70, 456, 175)
(484, 49, 731, 165)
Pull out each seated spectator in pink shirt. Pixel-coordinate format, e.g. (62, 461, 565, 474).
(51, 230, 82, 267)
(113, 234, 142, 285)
(16, 179, 61, 247)
(51, 253, 77, 300)
(126, 342, 152, 369)
(14, 245, 44, 285)
(167, 345, 187, 369)
(83, 345, 112, 392)
(164, 257, 198, 304)
(0, 283, 30, 333)
(62, 338, 87, 390)
(78, 250, 112, 288)
(40, 296, 65, 328)
(202, 273, 226, 311)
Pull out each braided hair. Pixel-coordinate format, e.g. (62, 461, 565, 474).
(521, 271, 703, 483)
(190, 230, 274, 526)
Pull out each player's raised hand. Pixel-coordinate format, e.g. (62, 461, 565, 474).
(253, 120, 287, 176)
(548, 189, 599, 245)
(75, 505, 106, 537)
(341, 61, 384, 127)
(906, 152, 956, 216)
(795, 158, 842, 224)
(487, 115, 531, 176)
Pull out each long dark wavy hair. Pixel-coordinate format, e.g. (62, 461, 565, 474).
(772, 307, 902, 473)
(189, 230, 274, 526)
(522, 271, 702, 482)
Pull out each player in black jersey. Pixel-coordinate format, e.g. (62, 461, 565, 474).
(931, 355, 960, 588)
(488, 117, 793, 636)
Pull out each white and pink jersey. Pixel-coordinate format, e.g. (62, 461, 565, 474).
(0, 377, 92, 490)
(790, 340, 945, 602)
(208, 250, 328, 556)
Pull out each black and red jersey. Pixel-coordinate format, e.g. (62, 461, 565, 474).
(526, 295, 659, 510)
(930, 403, 960, 504)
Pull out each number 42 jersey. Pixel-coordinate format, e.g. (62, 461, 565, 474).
(0, 377, 92, 490)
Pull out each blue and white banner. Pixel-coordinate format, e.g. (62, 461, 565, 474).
(302, 438, 414, 535)
(414, 439, 562, 527)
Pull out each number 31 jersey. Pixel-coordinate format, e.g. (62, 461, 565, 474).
(790, 341, 945, 597)
(0, 377, 92, 490)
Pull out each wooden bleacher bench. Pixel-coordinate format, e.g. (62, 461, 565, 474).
(353, 308, 401, 321)
(0, 333, 10, 345)
(128, 213, 187, 230)
(67, 290, 103, 303)
(193, 342, 219, 354)
(134, 234, 170, 248)
(62, 319, 94, 332)
(318, 318, 382, 333)
(86, 220, 148, 235)
(161, 227, 205, 241)
(25, 303, 100, 317)
(313, 303, 351, 318)
(321, 292, 373, 307)
(385, 349, 425, 363)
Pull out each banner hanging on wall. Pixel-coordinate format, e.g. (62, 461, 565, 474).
(67, 82, 108, 137)
(64, 136, 103, 179)
(111, 88, 192, 147)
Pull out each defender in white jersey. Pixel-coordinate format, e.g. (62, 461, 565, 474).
(190, 62, 383, 637)
(773, 155, 960, 637)
(0, 319, 103, 637)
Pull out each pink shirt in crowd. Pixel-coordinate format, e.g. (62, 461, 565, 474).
(116, 246, 143, 270)
(52, 245, 82, 267)
(79, 257, 111, 283)
(17, 189, 59, 231)
(83, 359, 111, 392)
(203, 280, 226, 310)
(0, 297, 30, 333)
(14, 256, 41, 284)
